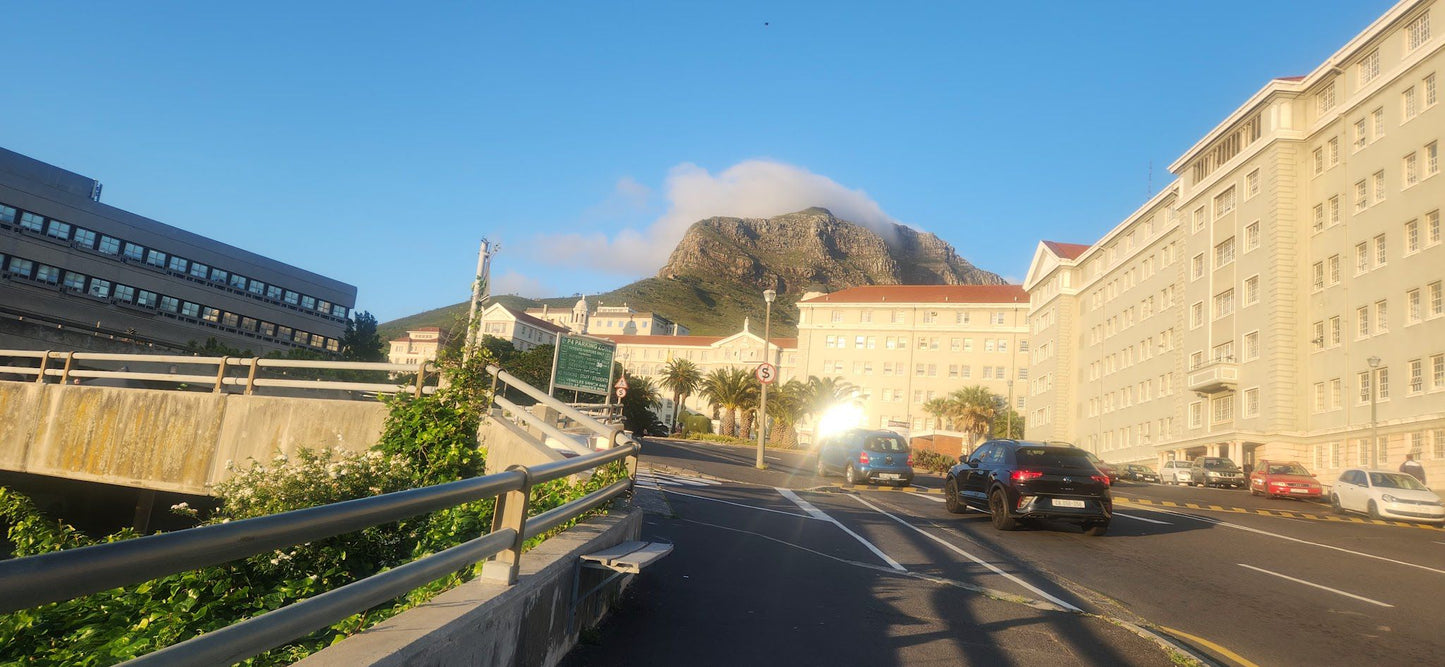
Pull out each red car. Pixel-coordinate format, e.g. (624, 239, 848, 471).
(1249, 460, 1323, 499)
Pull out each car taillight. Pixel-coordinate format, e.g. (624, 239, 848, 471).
(1011, 470, 1043, 483)
(906, 452, 914, 466)
(859, 451, 870, 466)
(1091, 474, 1111, 486)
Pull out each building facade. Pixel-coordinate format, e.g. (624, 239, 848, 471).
(796, 285, 1031, 437)
(0, 148, 356, 354)
(478, 303, 569, 352)
(1025, 0, 1445, 484)
(526, 297, 688, 337)
(387, 327, 445, 367)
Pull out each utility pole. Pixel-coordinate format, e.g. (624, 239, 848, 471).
(464, 239, 499, 359)
(757, 289, 776, 470)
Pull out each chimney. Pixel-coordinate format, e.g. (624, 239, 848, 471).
(542, 304, 549, 316)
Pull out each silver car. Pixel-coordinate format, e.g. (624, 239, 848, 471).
(1160, 460, 1193, 485)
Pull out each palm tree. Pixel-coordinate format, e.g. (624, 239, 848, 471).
(736, 369, 760, 439)
(802, 376, 857, 421)
(922, 397, 953, 430)
(702, 367, 752, 437)
(659, 358, 703, 428)
(948, 385, 998, 451)
(619, 373, 662, 435)
(766, 379, 808, 448)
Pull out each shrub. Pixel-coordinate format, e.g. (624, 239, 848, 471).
(911, 449, 958, 474)
(681, 414, 712, 435)
(0, 348, 627, 666)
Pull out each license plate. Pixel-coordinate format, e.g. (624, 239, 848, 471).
(1289, 488, 1313, 494)
(877, 473, 900, 480)
(1053, 499, 1086, 508)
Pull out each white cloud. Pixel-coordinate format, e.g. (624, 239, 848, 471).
(581, 176, 652, 221)
(490, 270, 550, 298)
(530, 159, 901, 275)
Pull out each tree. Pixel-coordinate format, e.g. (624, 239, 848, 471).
(992, 406, 1026, 439)
(947, 385, 998, 452)
(737, 372, 761, 440)
(659, 358, 703, 427)
(766, 379, 807, 448)
(702, 367, 753, 437)
(922, 397, 953, 430)
(802, 376, 857, 421)
(619, 373, 661, 435)
(340, 311, 385, 362)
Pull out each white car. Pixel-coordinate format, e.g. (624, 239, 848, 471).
(1329, 468, 1444, 525)
(1160, 460, 1193, 485)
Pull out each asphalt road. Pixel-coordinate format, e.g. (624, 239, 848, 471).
(567, 438, 1445, 666)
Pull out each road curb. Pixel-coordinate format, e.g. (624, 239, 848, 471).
(1116, 496, 1444, 531)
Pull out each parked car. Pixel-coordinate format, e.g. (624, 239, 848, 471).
(1081, 450, 1120, 484)
(1189, 457, 1245, 488)
(815, 429, 914, 486)
(945, 440, 1112, 535)
(1248, 460, 1323, 499)
(1121, 464, 1160, 484)
(1330, 468, 1445, 525)
(1160, 460, 1193, 485)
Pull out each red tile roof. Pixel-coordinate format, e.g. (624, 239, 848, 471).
(1042, 240, 1091, 260)
(800, 284, 1027, 304)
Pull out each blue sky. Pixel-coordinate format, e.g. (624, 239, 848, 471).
(4, 1, 1395, 322)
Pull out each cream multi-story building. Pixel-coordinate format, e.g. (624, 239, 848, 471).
(525, 297, 688, 337)
(796, 285, 1030, 437)
(1026, 0, 1445, 484)
(600, 320, 798, 419)
(388, 327, 445, 366)
(477, 303, 569, 352)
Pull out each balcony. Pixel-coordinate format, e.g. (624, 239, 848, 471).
(1188, 359, 1238, 394)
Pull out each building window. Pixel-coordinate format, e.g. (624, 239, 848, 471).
(1328, 136, 1340, 165)
(167, 255, 188, 273)
(1215, 237, 1235, 267)
(1331, 379, 1343, 409)
(1359, 371, 1372, 404)
(1328, 255, 1341, 284)
(123, 243, 145, 261)
(229, 274, 248, 290)
(1358, 306, 1371, 338)
(45, 220, 72, 240)
(1245, 169, 1260, 198)
(1312, 262, 1325, 290)
(1329, 196, 1340, 225)
(1434, 354, 1445, 389)
(1376, 300, 1389, 332)
(210, 267, 228, 283)
(1317, 82, 1336, 114)
(249, 279, 266, 295)
(1373, 171, 1385, 203)
(1193, 207, 1207, 232)
(188, 262, 208, 279)
(137, 291, 158, 308)
(1329, 316, 1342, 346)
(1212, 395, 1233, 424)
(1191, 302, 1204, 329)
(1355, 180, 1368, 211)
(1404, 86, 1419, 121)
(1313, 321, 1325, 350)
(1428, 73, 1439, 108)
(1214, 187, 1236, 218)
(181, 302, 201, 318)
(1378, 367, 1390, 399)
(1356, 242, 1370, 274)
(1372, 107, 1385, 137)
(113, 284, 134, 302)
(1313, 204, 1325, 231)
(1359, 49, 1381, 85)
(1407, 12, 1431, 52)
(1410, 359, 1424, 393)
(1406, 153, 1420, 186)
(62, 271, 85, 290)
(1192, 254, 1204, 280)
(1409, 289, 1422, 323)
(1407, 219, 1421, 254)
(259, 322, 276, 337)
(1375, 234, 1387, 266)
(1189, 402, 1203, 428)
(0, 204, 14, 225)
(1245, 275, 1259, 305)
(1430, 210, 1441, 245)
(158, 296, 178, 313)
(96, 235, 120, 255)
(87, 278, 111, 299)
(1430, 281, 1443, 317)
(831, 310, 844, 323)
(284, 291, 300, 305)
(1428, 142, 1440, 176)
(221, 312, 239, 327)
(1213, 289, 1235, 319)
(1314, 383, 1327, 413)
(19, 212, 45, 232)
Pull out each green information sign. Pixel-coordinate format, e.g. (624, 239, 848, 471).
(552, 334, 616, 395)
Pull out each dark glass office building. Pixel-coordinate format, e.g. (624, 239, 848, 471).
(0, 147, 356, 354)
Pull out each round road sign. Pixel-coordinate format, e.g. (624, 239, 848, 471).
(615, 387, 627, 400)
(756, 362, 778, 385)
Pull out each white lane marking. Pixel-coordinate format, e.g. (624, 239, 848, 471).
(1113, 511, 1172, 525)
(646, 474, 715, 487)
(1238, 564, 1394, 608)
(659, 487, 823, 520)
(775, 487, 907, 572)
(911, 493, 945, 503)
(848, 494, 1083, 612)
(1143, 507, 1445, 576)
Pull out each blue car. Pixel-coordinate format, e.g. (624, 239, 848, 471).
(814, 428, 915, 486)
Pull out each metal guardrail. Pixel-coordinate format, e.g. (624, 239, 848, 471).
(0, 443, 641, 666)
(0, 349, 436, 398)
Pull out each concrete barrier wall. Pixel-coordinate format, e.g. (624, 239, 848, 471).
(0, 381, 388, 495)
(295, 508, 642, 667)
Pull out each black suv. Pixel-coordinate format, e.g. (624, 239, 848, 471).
(945, 440, 1113, 535)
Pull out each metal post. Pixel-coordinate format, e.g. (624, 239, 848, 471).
(213, 357, 229, 393)
(1368, 355, 1381, 469)
(414, 361, 427, 398)
(482, 467, 532, 585)
(1006, 379, 1015, 438)
(245, 358, 260, 395)
(59, 352, 75, 385)
(757, 290, 775, 470)
(464, 239, 496, 360)
(548, 332, 562, 396)
(35, 350, 52, 384)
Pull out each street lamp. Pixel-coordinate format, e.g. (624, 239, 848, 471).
(1367, 355, 1381, 469)
(757, 288, 776, 470)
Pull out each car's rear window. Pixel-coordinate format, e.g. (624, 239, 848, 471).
(864, 435, 907, 452)
(1268, 464, 1310, 476)
(1201, 459, 1236, 469)
(1015, 447, 1093, 469)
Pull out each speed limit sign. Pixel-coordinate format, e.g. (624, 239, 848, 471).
(755, 362, 777, 385)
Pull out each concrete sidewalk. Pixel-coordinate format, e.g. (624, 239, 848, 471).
(561, 487, 1185, 667)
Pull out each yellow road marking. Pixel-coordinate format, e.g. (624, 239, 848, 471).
(837, 484, 944, 494)
(1158, 625, 1261, 667)
(1114, 497, 1443, 531)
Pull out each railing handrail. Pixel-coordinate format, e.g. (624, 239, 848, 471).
(487, 364, 631, 448)
(0, 348, 436, 398)
(0, 443, 637, 614)
(493, 395, 596, 457)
